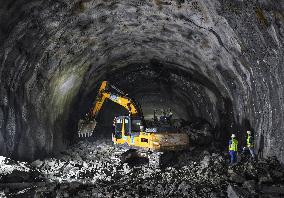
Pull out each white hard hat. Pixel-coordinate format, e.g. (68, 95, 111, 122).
(247, 130, 251, 134)
(231, 134, 236, 138)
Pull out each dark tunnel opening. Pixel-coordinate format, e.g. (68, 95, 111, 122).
(66, 59, 246, 150)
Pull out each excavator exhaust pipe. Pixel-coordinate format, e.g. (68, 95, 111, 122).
(78, 119, 97, 137)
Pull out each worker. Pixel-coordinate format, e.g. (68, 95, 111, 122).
(229, 134, 238, 165)
(243, 130, 255, 160)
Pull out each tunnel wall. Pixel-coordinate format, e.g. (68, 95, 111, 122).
(0, 0, 283, 163)
(218, 0, 284, 162)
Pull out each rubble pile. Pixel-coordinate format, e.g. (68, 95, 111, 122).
(181, 121, 213, 146)
(0, 156, 44, 184)
(32, 140, 130, 183)
(0, 140, 284, 197)
(226, 157, 284, 197)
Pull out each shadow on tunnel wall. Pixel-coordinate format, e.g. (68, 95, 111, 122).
(65, 88, 97, 143)
(216, 97, 239, 148)
(216, 97, 255, 150)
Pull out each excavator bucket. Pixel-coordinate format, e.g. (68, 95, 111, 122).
(78, 119, 97, 137)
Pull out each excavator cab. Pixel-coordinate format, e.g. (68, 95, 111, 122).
(113, 116, 143, 138)
(114, 116, 130, 138)
(112, 116, 146, 144)
(114, 117, 122, 139)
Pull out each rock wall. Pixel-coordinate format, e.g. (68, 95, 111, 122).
(0, 0, 283, 162)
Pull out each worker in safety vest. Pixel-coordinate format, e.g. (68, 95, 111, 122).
(229, 134, 238, 164)
(242, 130, 255, 159)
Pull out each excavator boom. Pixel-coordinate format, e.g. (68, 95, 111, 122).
(78, 81, 141, 137)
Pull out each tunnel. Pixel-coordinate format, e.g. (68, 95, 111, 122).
(0, 0, 284, 166)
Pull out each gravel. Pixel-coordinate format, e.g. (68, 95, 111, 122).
(0, 139, 284, 197)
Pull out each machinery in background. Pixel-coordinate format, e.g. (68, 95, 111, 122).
(78, 81, 189, 166)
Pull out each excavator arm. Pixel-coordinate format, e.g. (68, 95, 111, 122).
(78, 81, 141, 137)
(97, 92, 139, 116)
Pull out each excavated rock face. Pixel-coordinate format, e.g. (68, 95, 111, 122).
(0, 0, 283, 162)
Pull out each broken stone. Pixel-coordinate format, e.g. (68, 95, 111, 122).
(242, 180, 256, 194)
(0, 156, 44, 183)
(228, 169, 234, 174)
(200, 155, 211, 169)
(46, 160, 56, 167)
(228, 171, 246, 184)
(261, 185, 284, 195)
(178, 181, 190, 196)
(227, 185, 250, 198)
(258, 174, 273, 184)
(271, 170, 284, 179)
(0, 191, 6, 198)
(1, 139, 284, 197)
(155, 184, 164, 195)
(31, 160, 44, 168)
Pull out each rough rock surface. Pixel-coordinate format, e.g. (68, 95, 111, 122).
(0, 0, 284, 164)
(1, 140, 284, 197)
(0, 156, 44, 184)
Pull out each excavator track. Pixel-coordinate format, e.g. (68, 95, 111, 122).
(120, 148, 179, 168)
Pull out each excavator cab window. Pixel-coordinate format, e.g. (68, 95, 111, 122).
(124, 117, 131, 136)
(131, 119, 142, 132)
(115, 118, 122, 139)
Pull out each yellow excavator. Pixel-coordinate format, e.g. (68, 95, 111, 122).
(78, 81, 189, 153)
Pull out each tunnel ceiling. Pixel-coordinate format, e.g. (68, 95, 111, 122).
(0, 0, 283, 162)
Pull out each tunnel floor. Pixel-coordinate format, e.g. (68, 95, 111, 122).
(1, 139, 284, 197)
